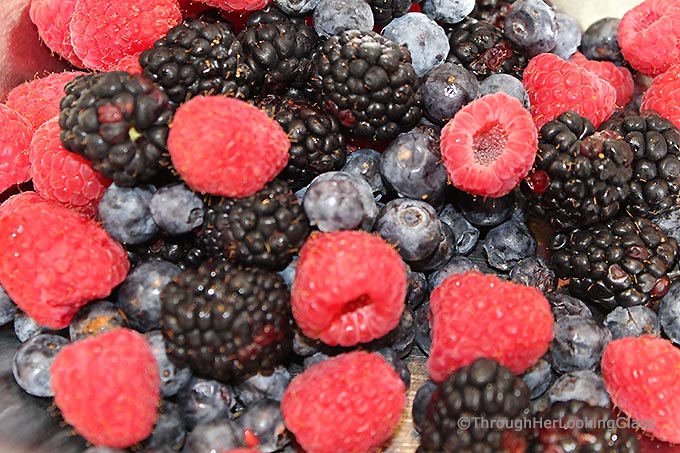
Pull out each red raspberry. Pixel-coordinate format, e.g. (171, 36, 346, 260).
(167, 95, 289, 198)
(194, 0, 270, 12)
(569, 51, 635, 107)
(617, 0, 680, 77)
(0, 200, 129, 328)
(5, 71, 86, 130)
(290, 230, 407, 347)
(523, 53, 617, 130)
(51, 328, 160, 448)
(29, 117, 111, 217)
(0, 104, 35, 195)
(601, 335, 680, 444)
(69, 0, 182, 72)
(440, 92, 538, 198)
(427, 271, 554, 382)
(640, 64, 680, 130)
(0, 191, 44, 219)
(281, 351, 406, 453)
(29, 0, 83, 67)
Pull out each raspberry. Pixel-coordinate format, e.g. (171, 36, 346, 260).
(50, 328, 160, 448)
(0, 191, 44, 219)
(0, 104, 36, 195)
(29, 0, 83, 67)
(522, 52, 617, 130)
(194, 0, 270, 12)
(617, 0, 680, 77)
(0, 200, 129, 328)
(601, 335, 680, 444)
(29, 117, 112, 217)
(290, 230, 407, 346)
(640, 64, 680, 130)
(440, 92, 538, 198)
(569, 51, 635, 107)
(427, 271, 554, 382)
(5, 71, 85, 130)
(167, 95, 289, 198)
(281, 351, 406, 453)
(69, 0, 182, 71)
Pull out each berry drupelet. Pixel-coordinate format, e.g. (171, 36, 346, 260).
(468, 0, 517, 27)
(364, 0, 412, 26)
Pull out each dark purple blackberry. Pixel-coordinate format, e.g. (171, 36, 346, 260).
(550, 214, 678, 310)
(521, 111, 635, 232)
(160, 259, 292, 382)
(199, 179, 311, 271)
(446, 18, 528, 80)
(127, 232, 207, 270)
(600, 113, 680, 218)
(364, 0, 412, 25)
(417, 358, 531, 452)
(530, 400, 639, 452)
(59, 71, 173, 187)
(469, 0, 517, 28)
(257, 95, 348, 190)
(239, 5, 318, 94)
(139, 16, 256, 106)
(308, 30, 423, 141)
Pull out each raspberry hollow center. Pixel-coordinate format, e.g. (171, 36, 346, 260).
(473, 123, 507, 166)
(339, 294, 372, 316)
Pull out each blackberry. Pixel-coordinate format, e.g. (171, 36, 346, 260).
(139, 16, 256, 106)
(417, 358, 531, 453)
(308, 30, 423, 141)
(600, 113, 680, 217)
(257, 95, 347, 190)
(127, 232, 208, 270)
(59, 72, 173, 187)
(199, 179, 311, 271)
(239, 5, 318, 94)
(161, 259, 293, 382)
(550, 215, 678, 310)
(446, 18, 528, 80)
(521, 111, 634, 232)
(364, 0, 412, 25)
(469, 0, 517, 27)
(530, 400, 639, 452)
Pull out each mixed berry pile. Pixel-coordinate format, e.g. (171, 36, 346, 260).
(3, 0, 680, 451)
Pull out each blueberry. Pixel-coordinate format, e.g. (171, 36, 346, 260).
(410, 222, 456, 273)
(178, 376, 237, 430)
(509, 256, 557, 293)
(456, 190, 515, 227)
(427, 256, 478, 292)
(605, 306, 660, 340)
(69, 300, 129, 341)
(483, 219, 537, 271)
(234, 366, 291, 407)
(149, 183, 204, 235)
(145, 330, 192, 397)
(312, 0, 374, 37)
(547, 292, 593, 322)
(277, 255, 298, 288)
(374, 198, 442, 262)
(292, 327, 324, 357)
(303, 171, 378, 232)
(116, 259, 181, 332)
(182, 420, 242, 452)
(304, 351, 330, 369)
(580, 17, 623, 65)
(550, 315, 612, 373)
(548, 369, 611, 408)
(421, 0, 475, 24)
(236, 399, 289, 452)
(381, 13, 450, 76)
(421, 62, 480, 125)
(371, 305, 416, 358)
(275, 0, 321, 15)
(438, 205, 479, 255)
(143, 402, 187, 451)
(414, 300, 431, 355)
(551, 12, 582, 60)
(99, 183, 159, 244)
(14, 311, 56, 342)
(521, 358, 552, 399)
(0, 284, 17, 326)
(503, 0, 557, 56)
(659, 282, 680, 345)
(405, 267, 428, 309)
(479, 74, 530, 110)
(379, 125, 448, 204)
(375, 347, 411, 389)
(341, 148, 387, 201)
(412, 380, 437, 432)
(12, 333, 69, 397)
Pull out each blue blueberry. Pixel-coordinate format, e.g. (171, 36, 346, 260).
(234, 366, 291, 407)
(427, 256, 478, 292)
(379, 125, 448, 204)
(551, 12, 582, 60)
(421, 0, 475, 24)
(509, 256, 557, 293)
(605, 306, 660, 340)
(182, 420, 242, 452)
(275, 0, 321, 15)
(421, 62, 480, 125)
(372, 305, 416, 358)
(409, 222, 456, 273)
(412, 380, 437, 432)
(278, 255, 298, 289)
(580, 17, 623, 65)
(550, 315, 612, 373)
(482, 219, 537, 272)
(456, 190, 515, 228)
(659, 282, 680, 345)
(304, 351, 330, 369)
(145, 330, 192, 397)
(69, 300, 128, 341)
(143, 402, 187, 451)
(303, 171, 378, 232)
(12, 333, 69, 397)
(405, 267, 428, 309)
(312, 0, 374, 37)
(0, 284, 17, 326)
(521, 358, 552, 399)
(178, 376, 237, 430)
(236, 399, 290, 452)
(149, 183, 204, 235)
(548, 369, 611, 408)
(438, 204, 479, 255)
(414, 300, 431, 355)
(14, 311, 56, 342)
(547, 292, 593, 322)
(381, 13, 450, 76)
(116, 259, 181, 332)
(503, 0, 557, 56)
(98, 183, 158, 244)
(376, 347, 411, 389)
(374, 198, 442, 262)
(479, 74, 530, 110)
(341, 148, 387, 201)
(292, 327, 324, 357)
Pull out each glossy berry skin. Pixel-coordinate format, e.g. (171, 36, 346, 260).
(149, 184, 204, 235)
(341, 148, 387, 200)
(482, 219, 537, 271)
(420, 62, 480, 126)
(580, 17, 623, 65)
(68, 300, 129, 341)
(12, 333, 69, 397)
(98, 184, 158, 245)
(145, 330, 192, 398)
(550, 315, 612, 373)
(659, 282, 680, 345)
(548, 369, 611, 409)
(503, 0, 556, 56)
(312, 0, 374, 37)
(605, 306, 660, 340)
(177, 376, 237, 430)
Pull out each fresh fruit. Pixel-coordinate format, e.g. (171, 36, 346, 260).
(195, 0, 271, 11)
(569, 51, 634, 107)
(640, 63, 680, 130)
(28, 0, 83, 67)
(0, 104, 35, 195)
